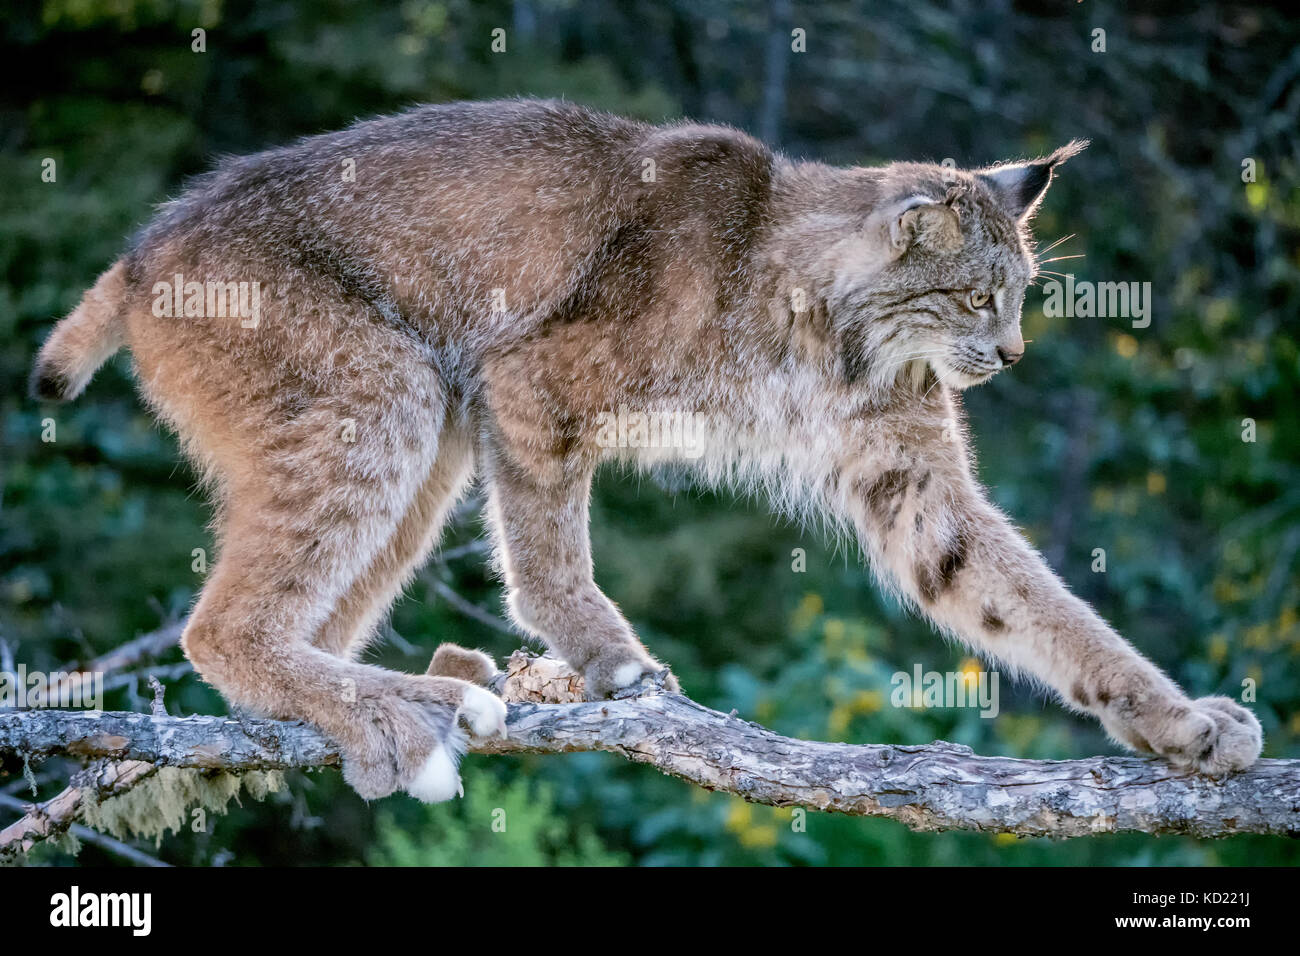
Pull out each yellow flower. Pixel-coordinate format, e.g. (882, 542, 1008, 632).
(1212, 577, 1239, 603)
(1205, 298, 1233, 329)
(823, 618, 846, 645)
(740, 825, 779, 849)
(1244, 623, 1270, 650)
(1114, 333, 1139, 358)
(828, 703, 852, 735)
(1278, 606, 1297, 636)
(726, 800, 753, 832)
(725, 800, 779, 849)
(1245, 181, 1268, 211)
(853, 689, 884, 714)
(791, 592, 824, 632)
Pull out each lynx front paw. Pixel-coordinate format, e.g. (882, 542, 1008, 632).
(1147, 696, 1263, 776)
(583, 645, 679, 700)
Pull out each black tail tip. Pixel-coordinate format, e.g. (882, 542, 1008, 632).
(29, 363, 70, 402)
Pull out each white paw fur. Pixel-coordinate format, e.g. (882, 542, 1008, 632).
(405, 740, 464, 803)
(458, 684, 507, 739)
(611, 661, 647, 690)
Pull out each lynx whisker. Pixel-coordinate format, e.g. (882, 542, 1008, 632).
(1037, 233, 1076, 256)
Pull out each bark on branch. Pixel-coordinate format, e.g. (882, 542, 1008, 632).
(2, 652, 1297, 839)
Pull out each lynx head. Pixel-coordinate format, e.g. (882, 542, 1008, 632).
(808, 141, 1086, 395)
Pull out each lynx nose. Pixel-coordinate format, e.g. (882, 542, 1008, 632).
(996, 328, 1025, 367)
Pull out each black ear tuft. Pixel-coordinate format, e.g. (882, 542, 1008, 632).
(1011, 163, 1054, 212)
(978, 140, 1087, 220)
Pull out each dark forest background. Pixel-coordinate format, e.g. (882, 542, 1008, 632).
(2, 0, 1298, 865)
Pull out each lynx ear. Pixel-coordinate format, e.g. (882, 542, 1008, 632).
(888, 195, 963, 255)
(978, 140, 1087, 220)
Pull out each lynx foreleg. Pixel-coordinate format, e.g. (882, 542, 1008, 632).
(481, 443, 677, 699)
(837, 446, 1261, 775)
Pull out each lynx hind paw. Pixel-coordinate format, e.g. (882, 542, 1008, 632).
(429, 643, 500, 686)
(342, 710, 467, 805)
(1160, 696, 1262, 776)
(406, 737, 466, 802)
(404, 685, 504, 802)
(341, 677, 502, 804)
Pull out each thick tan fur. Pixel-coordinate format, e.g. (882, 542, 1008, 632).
(32, 99, 1260, 800)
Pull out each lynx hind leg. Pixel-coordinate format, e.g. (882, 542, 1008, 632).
(185, 493, 494, 803)
(157, 302, 492, 800)
(313, 426, 476, 659)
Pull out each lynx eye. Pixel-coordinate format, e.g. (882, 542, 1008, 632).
(967, 290, 991, 311)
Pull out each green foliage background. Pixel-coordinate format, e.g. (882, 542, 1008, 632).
(2, 0, 1298, 865)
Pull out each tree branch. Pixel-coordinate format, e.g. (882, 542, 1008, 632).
(0, 791, 171, 866)
(86, 620, 186, 674)
(2, 651, 1296, 839)
(0, 759, 158, 856)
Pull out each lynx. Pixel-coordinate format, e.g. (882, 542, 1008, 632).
(32, 99, 1262, 801)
